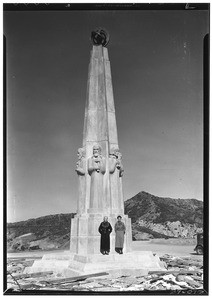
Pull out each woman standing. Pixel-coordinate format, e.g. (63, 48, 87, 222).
(98, 216, 112, 255)
(115, 216, 126, 254)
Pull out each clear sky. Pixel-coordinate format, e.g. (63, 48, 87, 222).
(4, 7, 209, 222)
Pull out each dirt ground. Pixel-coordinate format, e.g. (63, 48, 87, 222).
(132, 239, 198, 258)
(7, 239, 198, 259)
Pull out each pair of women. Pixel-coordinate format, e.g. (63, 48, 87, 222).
(98, 216, 126, 255)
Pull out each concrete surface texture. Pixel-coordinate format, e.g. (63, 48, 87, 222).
(24, 251, 165, 277)
(70, 42, 132, 256)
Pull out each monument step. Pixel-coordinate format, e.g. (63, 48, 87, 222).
(24, 250, 166, 277)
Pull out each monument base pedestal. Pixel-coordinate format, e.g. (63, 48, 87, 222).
(24, 251, 166, 278)
(70, 214, 133, 255)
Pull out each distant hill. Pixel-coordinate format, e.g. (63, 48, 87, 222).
(7, 213, 75, 251)
(7, 191, 203, 251)
(124, 191, 203, 240)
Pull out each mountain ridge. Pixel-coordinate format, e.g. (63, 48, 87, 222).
(124, 191, 203, 240)
(7, 191, 203, 251)
(124, 191, 203, 225)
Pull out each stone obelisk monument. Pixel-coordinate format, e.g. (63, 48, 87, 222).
(25, 30, 164, 276)
(70, 29, 132, 255)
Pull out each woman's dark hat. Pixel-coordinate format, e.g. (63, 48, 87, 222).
(117, 215, 122, 219)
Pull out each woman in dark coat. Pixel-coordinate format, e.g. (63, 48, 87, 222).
(98, 216, 112, 255)
(115, 215, 126, 254)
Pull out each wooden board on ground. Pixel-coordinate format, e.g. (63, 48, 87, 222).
(39, 272, 109, 284)
(12, 271, 53, 280)
(7, 256, 43, 261)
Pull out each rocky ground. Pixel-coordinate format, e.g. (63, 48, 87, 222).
(6, 252, 203, 293)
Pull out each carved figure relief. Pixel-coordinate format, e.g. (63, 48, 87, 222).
(109, 148, 124, 213)
(75, 148, 86, 214)
(88, 144, 106, 210)
(109, 149, 124, 177)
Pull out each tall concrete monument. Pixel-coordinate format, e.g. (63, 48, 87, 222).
(70, 28, 132, 255)
(25, 29, 164, 276)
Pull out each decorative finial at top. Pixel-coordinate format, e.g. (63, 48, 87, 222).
(91, 28, 110, 47)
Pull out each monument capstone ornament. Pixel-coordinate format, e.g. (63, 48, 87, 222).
(91, 28, 110, 46)
(25, 29, 164, 276)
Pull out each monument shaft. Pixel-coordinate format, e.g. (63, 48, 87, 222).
(26, 31, 164, 276)
(83, 45, 121, 215)
(70, 43, 132, 255)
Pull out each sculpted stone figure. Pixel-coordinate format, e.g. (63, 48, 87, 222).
(75, 148, 86, 214)
(109, 148, 124, 177)
(88, 144, 106, 211)
(109, 148, 124, 213)
(76, 148, 86, 175)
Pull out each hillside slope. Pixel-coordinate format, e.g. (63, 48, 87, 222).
(124, 191, 203, 240)
(7, 213, 75, 251)
(7, 192, 203, 250)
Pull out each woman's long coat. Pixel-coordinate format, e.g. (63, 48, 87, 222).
(115, 221, 126, 248)
(98, 221, 112, 252)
